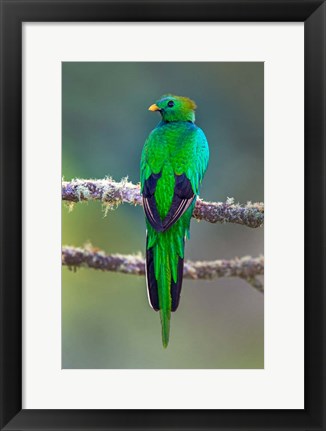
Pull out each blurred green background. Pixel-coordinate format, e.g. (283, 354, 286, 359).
(62, 62, 264, 369)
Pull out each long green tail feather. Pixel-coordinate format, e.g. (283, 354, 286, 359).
(160, 309, 171, 348)
(156, 242, 172, 347)
(147, 219, 189, 348)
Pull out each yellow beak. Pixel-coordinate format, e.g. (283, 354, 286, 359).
(148, 103, 160, 112)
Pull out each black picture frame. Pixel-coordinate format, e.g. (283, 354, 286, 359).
(0, 1, 325, 430)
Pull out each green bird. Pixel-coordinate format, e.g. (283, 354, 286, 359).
(140, 94, 209, 348)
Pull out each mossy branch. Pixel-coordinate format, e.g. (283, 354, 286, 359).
(62, 245, 264, 293)
(62, 177, 264, 228)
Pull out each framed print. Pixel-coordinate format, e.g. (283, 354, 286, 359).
(0, 1, 325, 430)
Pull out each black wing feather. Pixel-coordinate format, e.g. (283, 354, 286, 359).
(145, 234, 160, 311)
(142, 172, 164, 232)
(142, 173, 195, 233)
(162, 174, 195, 231)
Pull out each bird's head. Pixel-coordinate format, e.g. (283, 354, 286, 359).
(148, 94, 197, 123)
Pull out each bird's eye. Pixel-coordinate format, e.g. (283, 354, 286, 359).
(167, 100, 174, 107)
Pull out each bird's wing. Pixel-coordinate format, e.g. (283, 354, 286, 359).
(159, 173, 195, 232)
(140, 131, 165, 231)
(161, 126, 209, 230)
(142, 172, 164, 232)
(140, 127, 209, 232)
(181, 126, 210, 196)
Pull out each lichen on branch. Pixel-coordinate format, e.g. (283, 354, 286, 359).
(62, 177, 264, 228)
(62, 245, 264, 293)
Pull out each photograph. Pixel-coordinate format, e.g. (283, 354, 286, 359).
(61, 61, 264, 369)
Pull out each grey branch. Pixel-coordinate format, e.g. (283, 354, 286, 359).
(62, 245, 264, 293)
(62, 178, 264, 228)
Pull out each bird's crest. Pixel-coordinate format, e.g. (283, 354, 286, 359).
(161, 94, 197, 111)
